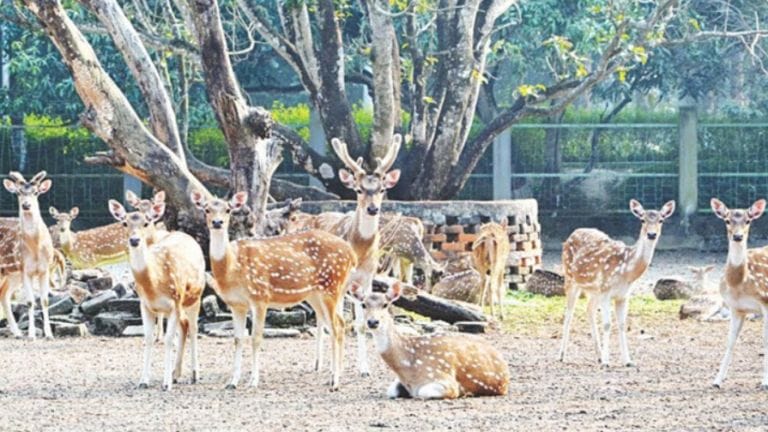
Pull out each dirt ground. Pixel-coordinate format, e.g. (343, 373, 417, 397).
(2, 250, 768, 431)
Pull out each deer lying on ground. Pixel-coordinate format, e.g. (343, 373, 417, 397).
(351, 280, 509, 399)
(3, 171, 57, 339)
(108, 199, 205, 390)
(191, 191, 357, 390)
(49, 206, 128, 269)
(559, 199, 675, 366)
(710, 198, 768, 389)
(430, 269, 484, 304)
(472, 221, 511, 320)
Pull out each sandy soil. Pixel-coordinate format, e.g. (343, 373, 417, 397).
(1, 251, 767, 432)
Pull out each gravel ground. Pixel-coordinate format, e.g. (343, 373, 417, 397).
(2, 250, 767, 431)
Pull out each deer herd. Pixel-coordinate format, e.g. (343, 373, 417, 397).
(1, 135, 768, 399)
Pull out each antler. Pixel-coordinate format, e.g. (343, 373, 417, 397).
(30, 171, 47, 185)
(8, 171, 25, 184)
(331, 138, 365, 176)
(374, 134, 402, 175)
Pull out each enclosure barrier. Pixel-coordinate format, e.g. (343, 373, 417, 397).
(300, 199, 542, 291)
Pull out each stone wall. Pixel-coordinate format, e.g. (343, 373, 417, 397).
(299, 200, 542, 291)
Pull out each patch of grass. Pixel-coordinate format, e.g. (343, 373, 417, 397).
(497, 291, 684, 336)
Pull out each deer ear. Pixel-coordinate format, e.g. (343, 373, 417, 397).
(149, 202, 166, 221)
(703, 264, 715, 273)
(108, 200, 127, 222)
(386, 281, 402, 303)
(748, 199, 766, 220)
(629, 199, 645, 219)
(290, 198, 302, 211)
(70, 207, 80, 218)
(660, 200, 676, 220)
(3, 179, 18, 194)
(190, 190, 206, 210)
(125, 190, 140, 207)
(49, 207, 59, 217)
(710, 198, 729, 220)
(37, 179, 52, 195)
(338, 169, 356, 189)
(230, 191, 248, 211)
(383, 169, 401, 189)
(349, 282, 366, 302)
(153, 191, 166, 204)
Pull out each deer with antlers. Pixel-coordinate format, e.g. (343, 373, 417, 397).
(472, 221, 511, 320)
(2, 171, 57, 339)
(191, 191, 357, 390)
(330, 134, 402, 377)
(108, 198, 205, 390)
(351, 280, 509, 399)
(559, 199, 675, 366)
(710, 198, 768, 389)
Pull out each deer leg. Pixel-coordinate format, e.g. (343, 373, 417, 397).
(138, 303, 156, 388)
(248, 303, 268, 388)
(1, 279, 21, 338)
(155, 314, 164, 343)
(329, 298, 346, 391)
(22, 273, 36, 339)
(496, 270, 505, 321)
(615, 298, 633, 367)
(761, 307, 768, 390)
(307, 296, 328, 373)
(402, 260, 414, 286)
(354, 299, 371, 377)
(558, 283, 580, 362)
(173, 309, 189, 384)
(599, 296, 613, 367)
(186, 303, 201, 384)
(38, 273, 52, 339)
(415, 380, 459, 400)
(227, 307, 248, 389)
(587, 295, 602, 362)
(713, 311, 746, 388)
(161, 311, 178, 391)
(386, 379, 412, 399)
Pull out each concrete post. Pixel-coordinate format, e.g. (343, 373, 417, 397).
(308, 105, 326, 188)
(678, 97, 698, 230)
(492, 128, 512, 199)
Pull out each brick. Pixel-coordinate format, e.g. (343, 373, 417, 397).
(441, 242, 469, 252)
(458, 233, 478, 243)
(428, 234, 447, 243)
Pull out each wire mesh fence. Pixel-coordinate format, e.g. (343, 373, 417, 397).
(1, 122, 766, 224)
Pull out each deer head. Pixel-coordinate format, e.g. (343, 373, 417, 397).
(3, 171, 52, 216)
(332, 135, 402, 217)
(190, 190, 247, 232)
(108, 199, 164, 249)
(629, 199, 676, 241)
(49, 206, 80, 235)
(126, 190, 166, 214)
(711, 198, 766, 244)
(350, 279, 402, 332)
(262, 198, 303, 236)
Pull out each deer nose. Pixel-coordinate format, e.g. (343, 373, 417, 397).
(733, 234, 744, 242)
(366, 205, 379, 216)
(129, 237, 140, 247)
(21, 203, 31, 211)
(367, 319, 380, 329)
(212, 220, 223, 229)
(647, 232, 657, 240)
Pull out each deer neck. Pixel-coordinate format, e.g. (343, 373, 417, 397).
(19, 209, 45, 239)
(374, 320, 409, 365)
(626, 231, 658, 279)
(59, 229, 75, 253)
(353, 207, 379, 241)
(128, 241, 153, 277)
(208, 228, 236, 278)
(725, 239, 748, 286)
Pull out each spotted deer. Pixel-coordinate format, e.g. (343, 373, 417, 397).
(3, 171, 57, 339)
(351, 281, 509, 399)
(378, 214, 444, 290)
(559, 199, 676, 366)
(191, 191, 357, 390)
(108, 199, 205, 390)
(49, 206, 128, 269)
(471, 221, 511, 320)
(331, 134, 402, 377)
(710, 198, 768, 389)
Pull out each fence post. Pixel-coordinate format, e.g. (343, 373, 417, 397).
(123, 174, 142, 203)
(492, 128, 512, 200)
(308, 106, 326, 188)
(678, 97, 698, 230)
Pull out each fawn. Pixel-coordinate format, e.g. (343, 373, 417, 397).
(351, 280, 509, 399)
(472, 221, 511, 320)
(108, 199, 205, 390)
(559, 199, 675, 366)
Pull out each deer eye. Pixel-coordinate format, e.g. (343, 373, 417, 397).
(355, 188, 363, 194)
(361, 303, 367, 309)
(205, 209, 210, 214)
(122, 222, 128, 228)
(725, 220, 731, 225)
(225, 208, 231, 214)
(144, 222, 149, 228)
(746, 220, 751, 225)
(383, 302, 390, 308)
